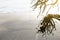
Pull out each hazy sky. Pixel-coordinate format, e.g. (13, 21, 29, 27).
(0, 0, 32, 12)
(0, 0, 59, 13)
(0, 0, 60, 20)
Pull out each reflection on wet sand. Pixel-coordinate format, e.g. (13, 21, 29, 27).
(0, 14, 60, 40)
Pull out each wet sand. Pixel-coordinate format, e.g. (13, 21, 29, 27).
(0, 14, 60, 40)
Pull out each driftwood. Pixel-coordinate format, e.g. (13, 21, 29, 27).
(32, 0, 58, 17)
(36, 14, 60, 36)
(32, 0, 59, 36)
